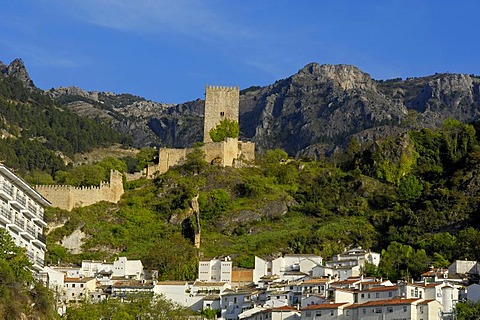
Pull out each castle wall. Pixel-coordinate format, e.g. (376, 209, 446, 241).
(35, 170, 124, 211)
(158, 147, 191, 174)
(238, 141, 255, 162)
(203, 139, 237, 167)
(203, 85, 240, 143)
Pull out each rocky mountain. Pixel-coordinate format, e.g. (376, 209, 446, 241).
(0, 58, 36, 89)
(4, 58, 480, 157)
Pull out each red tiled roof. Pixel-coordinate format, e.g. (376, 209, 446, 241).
(362, 285, 398, 292)
(302, 303, 350, 311)
(271, 306, 298, 312)
(302, 278, 331, 284)
(346, 298, 421, 308)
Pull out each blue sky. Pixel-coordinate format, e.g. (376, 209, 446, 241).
(1, 1, 479, 104)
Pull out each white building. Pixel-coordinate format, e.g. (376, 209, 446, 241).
(343, 298, 442, 320)
(254, 254, 323, 284)
(154, 281, 204, 311)
(198, 256, 233, 283)
(0, 164, 50, 272)
(301, 302, 351, 320)
(63, 277, 98, 303)
(240, 305, 300, 320)
(112, 256, 144, 279)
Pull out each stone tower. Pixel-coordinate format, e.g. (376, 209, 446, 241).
(203, 85, 240, 143)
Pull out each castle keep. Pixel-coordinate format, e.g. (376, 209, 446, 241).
(158, 85, 255, 174)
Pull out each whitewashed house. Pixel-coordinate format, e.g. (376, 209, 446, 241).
(198, 256, 233, 283)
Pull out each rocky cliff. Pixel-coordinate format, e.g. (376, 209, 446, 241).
(6, 58, 480, 157)
(0, 58, 35, 89)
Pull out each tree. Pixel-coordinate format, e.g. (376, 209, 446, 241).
(0, 229, 57, 319)
(183, 147, 208, 174)
(209, 119, 239, 142)
(398, 175, 423, 202)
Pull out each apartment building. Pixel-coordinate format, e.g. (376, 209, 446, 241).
(0, 164, 50, 272)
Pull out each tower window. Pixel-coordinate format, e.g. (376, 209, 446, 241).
(220, 111, 225, 116)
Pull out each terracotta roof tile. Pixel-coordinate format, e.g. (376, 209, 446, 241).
(302, 303, 350, 311)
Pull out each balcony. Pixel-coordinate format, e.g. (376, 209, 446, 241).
(0, 208, 10, 223)
(32, 216, 47, 227)
(0, 184, 13, 201)
(21, 226, 36, 240)
(16, 195, 26, 207)
(26, 206, 37, 218)
(32, 234, 46, 248)
(35, 256, 44, 267)
(8, 218, 24, 232)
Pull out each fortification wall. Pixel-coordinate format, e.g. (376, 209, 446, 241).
(238, 141, 255, 162)
(158, 148, 190, 174)
(35, 170, 124, 211)
(203, 85, 240, 143)
(203, 139, 238, 167)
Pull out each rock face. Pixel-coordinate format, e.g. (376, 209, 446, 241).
(6, 58, 480, 156)
(239, 63, 408, 156)
(0, 58, 35, 89)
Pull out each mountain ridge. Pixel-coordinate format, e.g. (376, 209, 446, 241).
(4, 58, 480, 157)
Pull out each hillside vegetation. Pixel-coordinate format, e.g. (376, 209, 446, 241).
(0, 74, 131, 179)
(45, 119, 480, 282)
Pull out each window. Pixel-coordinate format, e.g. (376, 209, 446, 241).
(375, 308, 382, 313)
(72, 284, 75, 288)
(220, 111, 225, 116)
(305, 311, 311, 317)
(376, 292, 380, 298)
(361, 293, 365, 298)
(315, 311, 322, 316)
(362, 308, 366, 314)
(389, 291, 393, 297)
(403, 306, 408, 312)
(346, 310, 350, 316)
(387, 307, 393, 313)
(80, 284, 84, 288)
(233, 297, 237, 303)
(330, 310, 334, 316)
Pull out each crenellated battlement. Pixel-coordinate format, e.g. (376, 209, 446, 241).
(35, 170, 124, 211)
(205, 84, 240, 92)
(35, 184, 106, 191)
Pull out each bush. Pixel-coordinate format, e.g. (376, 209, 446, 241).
(209, 119, 239, 142)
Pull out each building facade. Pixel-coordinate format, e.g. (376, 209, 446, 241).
(0, 164, 50, 272)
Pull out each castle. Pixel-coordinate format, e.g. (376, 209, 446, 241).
(35, 170, 124, 211)
(158, 85, 255, 173)
(35, 85, 252, 210)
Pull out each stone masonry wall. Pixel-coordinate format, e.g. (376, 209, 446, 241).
(203, 85, 240, 143)
(35, 170, 124, 211)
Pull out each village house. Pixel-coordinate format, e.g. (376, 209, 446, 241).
(343, 298, 442, 320)
(254, 254, 323, 284)
(239, 305, 300, 320)
(63, 277, 98, 303)
(199, 256, 233, 283)
(301, 302, 351, 320)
